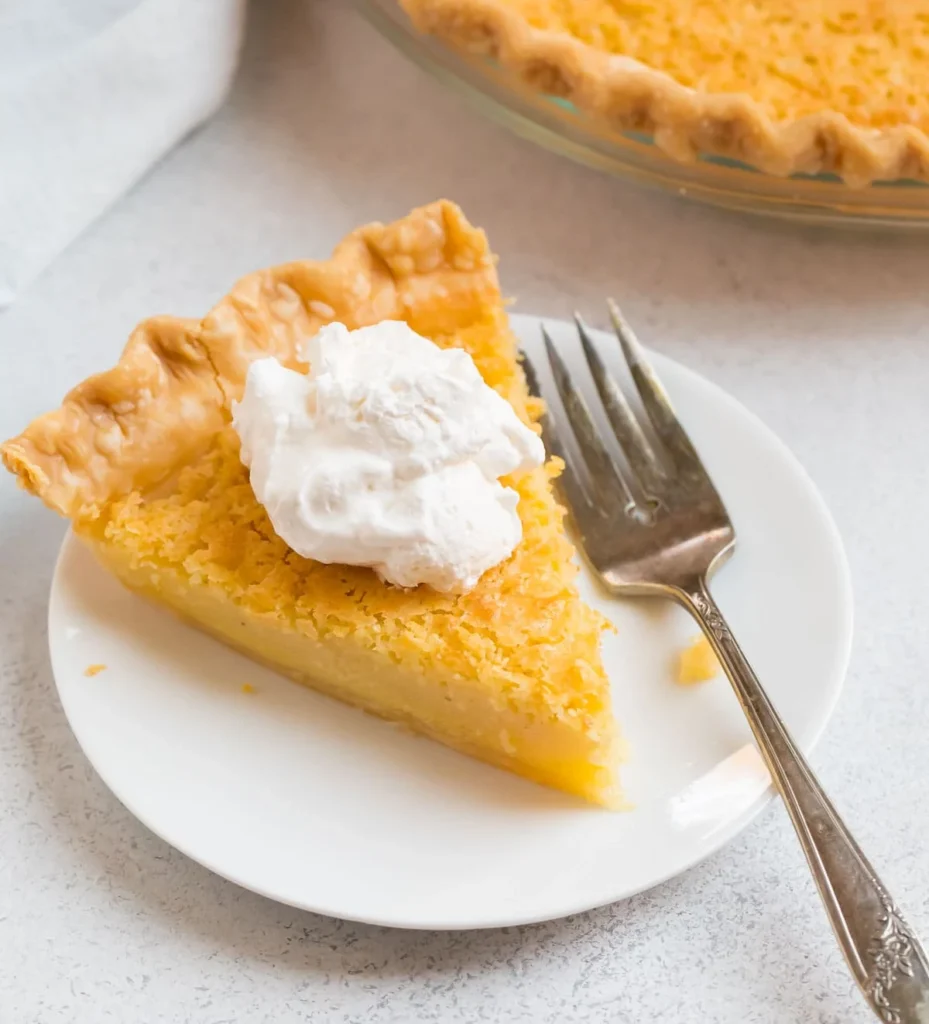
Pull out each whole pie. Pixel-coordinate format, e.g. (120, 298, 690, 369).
(3, 200, 624, 808)
(399, 0, 929, 185)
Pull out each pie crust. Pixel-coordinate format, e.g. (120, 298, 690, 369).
(399, 0, 929, 186)
(3, 201, 507, 520)
(3, 200, 624, 808)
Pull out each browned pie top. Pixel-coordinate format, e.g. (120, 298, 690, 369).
(401, 0, 929, 184)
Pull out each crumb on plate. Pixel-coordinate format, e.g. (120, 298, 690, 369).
(84, 663, 107, 678)
(241, 683, 256, 694)
(677, 636, 718, 685)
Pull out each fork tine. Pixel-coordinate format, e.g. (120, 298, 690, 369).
(574, 313, 666, 497)
(541, 327, 634, 508)
(607, 299, 704, 477)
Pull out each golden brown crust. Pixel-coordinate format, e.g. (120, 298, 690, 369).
(2, 318, 227, 521)
(2, 201, 501, 520)
(399, 0, 929, 186)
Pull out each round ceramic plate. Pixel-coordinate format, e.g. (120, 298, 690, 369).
(48, 314, 853, 930)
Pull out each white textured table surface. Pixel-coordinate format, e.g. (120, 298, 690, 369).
(2, 3, 928, 1022)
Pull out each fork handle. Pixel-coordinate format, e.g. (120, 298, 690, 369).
(683, 578, 929, 1024)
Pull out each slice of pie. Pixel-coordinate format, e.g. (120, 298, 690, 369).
(3, 200, 623, 808)
(399, 0, 929, 186)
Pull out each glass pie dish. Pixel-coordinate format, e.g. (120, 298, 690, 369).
(357, 0, 929, 229)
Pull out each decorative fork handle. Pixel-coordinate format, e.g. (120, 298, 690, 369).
(682, 578, 929, 1024)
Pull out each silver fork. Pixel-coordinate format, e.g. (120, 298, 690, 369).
(524, 302, 929, 1024)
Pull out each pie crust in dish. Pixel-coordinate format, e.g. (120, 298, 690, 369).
(398, 0, 929, 186)
(3, 201, 623, 808)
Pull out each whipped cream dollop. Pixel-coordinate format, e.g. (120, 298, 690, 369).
(232, 321, 545, 593)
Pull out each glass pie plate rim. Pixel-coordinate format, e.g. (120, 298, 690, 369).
(357, 0, 929, 229)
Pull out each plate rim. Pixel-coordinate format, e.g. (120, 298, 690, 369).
(46, 321, 854, 930)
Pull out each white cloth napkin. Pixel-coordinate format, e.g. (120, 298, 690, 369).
(0, 0, 247, 308)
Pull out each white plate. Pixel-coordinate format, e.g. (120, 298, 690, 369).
(48, 314, 853, 930)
